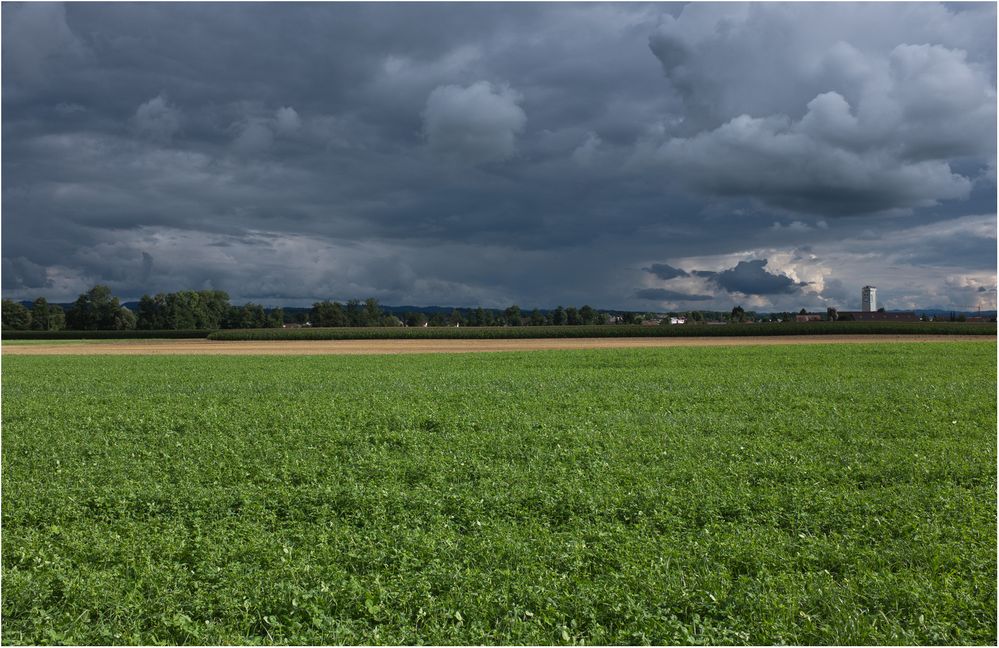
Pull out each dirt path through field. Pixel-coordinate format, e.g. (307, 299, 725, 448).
(3, 335, 994, 356)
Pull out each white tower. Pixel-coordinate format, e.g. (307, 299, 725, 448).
(862, 286, 877, 312)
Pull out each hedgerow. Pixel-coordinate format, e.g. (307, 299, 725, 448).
(1, 329, 214, 340)
(207, 321, 996, 341)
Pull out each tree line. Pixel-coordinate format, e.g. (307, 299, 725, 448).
(3, 284, 794, 332)
(308, 302, 612, 328)
(2, 286, 633, 331)
(1, 286, 287, 331)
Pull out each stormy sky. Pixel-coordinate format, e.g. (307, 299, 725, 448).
(2, 2, 996, 311)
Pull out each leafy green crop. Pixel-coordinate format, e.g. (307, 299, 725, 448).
(207, 321, 997, 341)
(2, 343, 995, 644)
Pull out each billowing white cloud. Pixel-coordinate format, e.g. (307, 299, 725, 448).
(422, 81, 526, 163)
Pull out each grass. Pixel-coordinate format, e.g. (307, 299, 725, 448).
(2, 342, 995, 644)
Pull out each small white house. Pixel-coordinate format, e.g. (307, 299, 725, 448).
(669, 316, 687, 325)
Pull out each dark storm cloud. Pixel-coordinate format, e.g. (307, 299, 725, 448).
(1, 2, 995, 309)
(643, 263, 688, 280)
(635, 288, 712, 302)
(710, 260, 809, 296)
(637, 257, 811, 303)
(2, 256, 50, 290)
(140, 251, 154, 284)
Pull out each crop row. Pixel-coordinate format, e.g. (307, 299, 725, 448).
(1, 329, 214, 340)
(207, 321, 997, 340)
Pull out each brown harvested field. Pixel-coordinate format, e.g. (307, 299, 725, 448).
(3, 334, 994, 356)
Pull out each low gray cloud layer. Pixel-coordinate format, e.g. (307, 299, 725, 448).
(2, 3, 995, 310)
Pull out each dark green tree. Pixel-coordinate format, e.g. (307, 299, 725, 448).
(364, 299, 383, 326)
(529, 309, 545, 326)
(311, 301, 348, 327)
(267, 308, 285, 328)
(621, 312, 639, 325)
(504, 305, 522, 326)
(135, 290, 229, 329)
(199, 291, 230, 329)
(551, 306, 567, 326)
(224, 303, 267, 328)
(405, 312, 427, 327)
(164, 291, 200, 329)
(29, 297, 51, 330)
(47, 305, 66, 331)
(566, 307, 580, 325)
(136, 294, 165, 329)
(346, 300, 363, 326)
(66, 285, 130, 330)
(117, 307, 137, 330)
(2, 299, 32, 330)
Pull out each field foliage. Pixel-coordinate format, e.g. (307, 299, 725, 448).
(207, 321, 997, 341)
(2, 329, 213, 340)
(2, 343, 996, 644)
